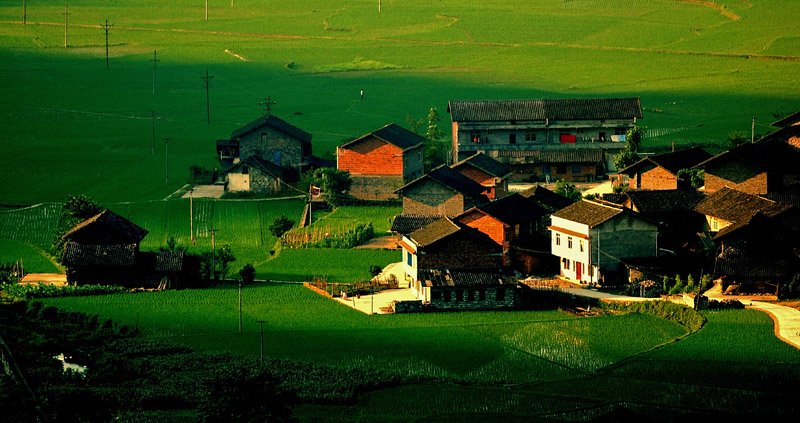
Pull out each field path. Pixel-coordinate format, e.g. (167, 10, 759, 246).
(4, 21, 799, 63)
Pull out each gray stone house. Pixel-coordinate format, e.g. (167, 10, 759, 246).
(222, 155, 292, 194)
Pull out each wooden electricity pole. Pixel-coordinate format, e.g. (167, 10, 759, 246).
(255, 320, 266, 365)
(201, 71, 214, 123)
(150, 50, 159, 94)
(101, 20, 113, 69)
(205, 0, 209, 21)
(163, 137, 171, 185)
(23, 0, 26, 25)
(259, 96, 276, 116)
(150, 110, 156, 155)
(751, 117, 755, 143)
(64, 3, 69, 48)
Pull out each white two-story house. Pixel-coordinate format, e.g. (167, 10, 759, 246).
(548, 199, 658, 285)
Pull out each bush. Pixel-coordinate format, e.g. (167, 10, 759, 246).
(239, 264, 256, 284)
(778, 273, 800, 300)
(269, 215, 295, 238)
(2, 283, 125, 301)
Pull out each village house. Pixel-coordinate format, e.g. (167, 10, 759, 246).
(337, 123, 424, 201)
(226, 114, 313, 172)
(448, 97, 643, 181)
(395, 165, 490, 216)
(617, 147, 711, 190)
(696, 141, 800, 195)
(390, 214, 444, 237)
(61, 210, 184, 287)
(549, 199, 659, 284)
(518, 184, 575, 213)
(449, 152, 512, 200)
(693, 187, 791, 234)
(417, 268, 518, 310)
(398, 218, 503, 298)
(221, 155, 292, 195)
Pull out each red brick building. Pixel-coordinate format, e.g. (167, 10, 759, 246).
(617, 147, 711, 190)
(698, 141, 800, 195)
(499, 149, 606, 182)
(337, 123, 424, 200)
(396, 165, 490, 216)
(450, 153, 512, 200)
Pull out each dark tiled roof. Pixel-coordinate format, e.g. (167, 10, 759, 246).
(230, 115, 312, 145)
(217, 139, 238, 147)
(451, 153, 512, 178)
(340, 123, 424, 151)
(619, 147, 711, 176)
(694, 187, 790, 223)
(497, 149, 604, 163)
(474, 194, 548, 225)
(62, 242, 137, 266)
(764, 191, 800, 207)
(697, 141, 800, 174)
(63, 210, 148, 242)
(224, 155, 288, 179)
(552, 199, 629, 227)
(715, 257, 796, 279)
(601, 193, 627, 204)
(519, 185, 575, 210)
(154, 251, 184, 272)
(771, 109, 800, 128)
(419, 268, 517, 287)
(756, 125, 800, 145)
(308, 155, 336, 169)
(625, 190, 706, 214)
(448, 97, 642, 122)
(409, 217, 495, 248)
(398, 166, 489, 200)
(391, 214, 444, 235)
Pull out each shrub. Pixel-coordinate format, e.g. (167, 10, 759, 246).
(269, 215, 295, 238)
(239, 264, 256, 284)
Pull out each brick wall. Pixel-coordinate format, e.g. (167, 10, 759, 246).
(429, 285, 516, 310)
(630, 166, 678, 190)
(238, 126, 305, 170)
(418, 232, 503, 269)
(349, 175, 403, 201)
(338, 137, 404, 176)
(457, 212, 507, 246)
(402, 180, 466, 216)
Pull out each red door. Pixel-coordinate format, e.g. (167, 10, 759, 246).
(576, 262, 582, 281)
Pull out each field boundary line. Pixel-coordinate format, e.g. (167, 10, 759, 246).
(673, 0, 740, 21)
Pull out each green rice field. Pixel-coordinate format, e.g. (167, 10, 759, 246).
(1, 0, 799, 205)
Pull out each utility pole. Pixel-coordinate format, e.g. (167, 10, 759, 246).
(189, 188, 194, 244)
(150, 50, 159, 94)
(238, 280, 243, 333)
(751, 117, 755, 143)
(211, 229, 216, 280)
(101, 20, 113, 69)
(259, 96, 276, 116)
(23, 0, 26, 25)
(255, 320, 266, 365)
(201, 71, 214, 123)
(163, 137, 171, 185)
(150, 110, 156, 155)
(205, 0, 208, 21)
(64, 3, 70, 48)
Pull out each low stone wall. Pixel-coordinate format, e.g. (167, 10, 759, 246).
(429, 286, 516, 310)
(393, 300, 423, 313)
(349, 175, 403, 201)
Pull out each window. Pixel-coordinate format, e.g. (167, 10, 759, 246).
(241, 166, 249, 175)
(571, 164, 582, 174)
(478, 289, 486, 301)
(496, 288, 506, 301)
(567, 236, 573, 249)
(555, 233, 561, 246)
(468, 290, 475, 301)
(509, 133, 517, 144)
(579, 240, 584, 252)
(406, 251, 413, 266)
(542, 164, 552, 174)
(469, 130, 482, 143)
(455, 290, 463, 302)
(487, 129, 494, 135)
(443, 291, 451, 302)
(615, 128, 627, 135)
(273, 150, 282, 165)
(564, 258, 570, 269)
(711, 219, 718, 231)
(525, 131, 536, 142)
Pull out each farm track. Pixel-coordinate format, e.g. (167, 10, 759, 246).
(5, 20, 800, 63)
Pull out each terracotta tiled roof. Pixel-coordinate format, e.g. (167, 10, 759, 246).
(697, 141, 800, 174)
(451, 153, 511, 178)
(63, 210, 148, 242)
(694, 187, 790, 223)
(408, 217, 496, 248)
(340, 123, 424, 151)
(448, 97, 642, 122)
(391, 214, 445, 235)
(420, 268, 517, 287)
(473, 194, 548, 225)
(496, 149, 604, 163)
(519, 185, 575, 210)
(551, 199, 628, 227)
(625, 190, 706, 214)
(231, 115, 312, 144)
(618, 147, 711, 176)
(62, 242, 137, 266)
(397, 165, 489, 200)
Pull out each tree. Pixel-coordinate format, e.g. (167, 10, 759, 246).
(614, 144, 639, 170)
(677, 168, 705, 189)
(554, 179, 582, 202)
(52, 195, 105, 260)
(239, 263, 256, 284)
(199, 244, 236, 280)
(301, 167, 352, 207)
(423, 107, 449, 171)
(778, 273, 800, 300)
(268, 215, 295, 238)
(405, 115, 424, 135)
(728, 130, 749, 148)
(625, 126, 643, 152)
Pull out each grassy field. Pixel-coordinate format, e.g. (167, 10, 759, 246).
(39, 283, 687, 383)
(1, 0, 799, 205)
